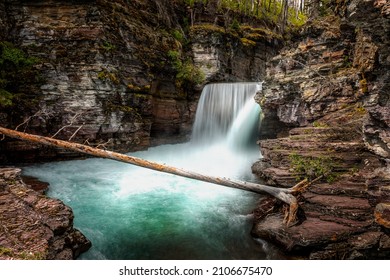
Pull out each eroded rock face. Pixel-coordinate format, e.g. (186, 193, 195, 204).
(346, 0, 390, 159)
(0, 0, 192, 162)
(1, 0, 157, 162)
(252, 0, 390, 259)
(191, 28, 274, 83)
(0, 168, 91, 259)
(0, 0, 275, 163)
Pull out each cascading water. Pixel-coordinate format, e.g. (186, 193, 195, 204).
(191, 82, 261, 146)
(23, 82, 284, 260)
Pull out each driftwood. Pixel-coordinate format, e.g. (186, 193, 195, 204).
(0, 126, 300, 226)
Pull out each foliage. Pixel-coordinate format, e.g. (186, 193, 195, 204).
(230, 18, 241, 31)
(97, 69, 120, 84)
(343, 55, 353, 68)
(289, 153, 338, 182)
(287, 6, 308, 31)
(167, 50, 182, 69)
(190, 24, 226, 35)
(0, 88, 13, 107)
(0, 41, 39, 66)
(0, 246, 13, 257)
(354, 105, 366, 115)
(240, 25, 283, 40)
(240, 37, 256, 47)
(312, 120, 329, 128)
(167, 50, 205, 86)
(172, 29, 185, 43)
(180, 0, 308, 32)
(101, 41, 116, 52)
(177, 59, 205, 86)
(0, 41, 40, 107)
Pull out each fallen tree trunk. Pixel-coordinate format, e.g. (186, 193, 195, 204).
(0, 126, 299, 225)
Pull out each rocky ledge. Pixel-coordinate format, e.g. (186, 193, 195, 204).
(251, 122, 390, 259)
(0, 168, 91, 259)
(251, 0, 390, 259)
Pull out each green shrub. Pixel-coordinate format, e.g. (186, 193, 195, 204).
(0, 41, 40, 107)
(289, 153, 337, 182)
(0, 41, 39, 67)
(172, 29, 185, 43)
(167, 50, 205, 86)
(0, 89, 13, 106)
(176, 59, 205, 86)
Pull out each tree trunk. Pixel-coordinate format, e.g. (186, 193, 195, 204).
(279, 0, 289, 33)
(0, 126, 300, 225)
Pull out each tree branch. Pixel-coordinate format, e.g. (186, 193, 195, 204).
(68, 125, 83, 141)
(51, 112, 81, 139)
(15, 110, 52, 132)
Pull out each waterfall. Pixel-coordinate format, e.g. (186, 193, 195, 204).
(191, 82, 262, 150)
(226, 94, 262, 151)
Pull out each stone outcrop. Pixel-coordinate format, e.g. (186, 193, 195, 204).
(191, 25, 279, 83)
(251, 0, 390, 259)
(0, 168, 91, 259)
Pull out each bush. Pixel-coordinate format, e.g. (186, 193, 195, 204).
(289, 153, 337, 182)
(177, 59, 205, 86)
(0, 41, 40, 107)
(167, 50, 205, 86)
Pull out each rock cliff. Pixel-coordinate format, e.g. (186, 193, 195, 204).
(0, 168, 91, 259)
(0, 0, 277, 163)
(251, 0, 390, 259)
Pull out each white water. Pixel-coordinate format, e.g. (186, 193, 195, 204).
(191, 82, 262, 146)
(23, 82, 284, 259)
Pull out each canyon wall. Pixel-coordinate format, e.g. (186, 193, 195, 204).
(252, 0, 390, 259)
(0, 0, 277, 163)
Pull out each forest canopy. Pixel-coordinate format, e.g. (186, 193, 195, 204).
(180, 0, 312, 32)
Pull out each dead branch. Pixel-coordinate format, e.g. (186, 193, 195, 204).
(68, 125, 83, 141)
(15, 110, 52, 132)
(291, 174, 324, 195)
(96, 139, 112, 150)
(51, 113, 81, 139)
(15, 113, 37, 131)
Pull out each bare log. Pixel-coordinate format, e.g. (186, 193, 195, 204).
(0, 126, 299, 225)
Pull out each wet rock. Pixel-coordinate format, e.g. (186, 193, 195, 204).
(0, 168, 91, 259)
(20, 176, 49, 194)
(253, 214, 358, 251)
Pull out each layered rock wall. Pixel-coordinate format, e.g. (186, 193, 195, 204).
(0, 0, 277, 162)
(252, 0, 390, 259)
